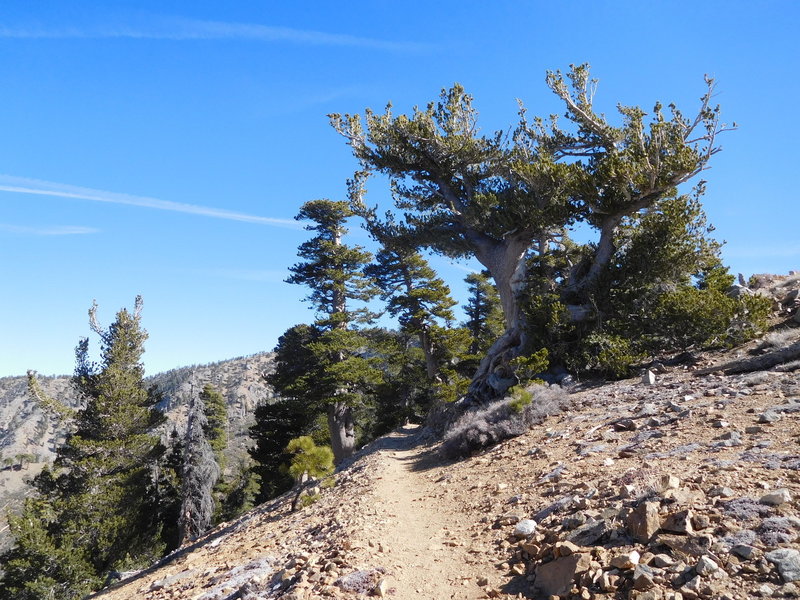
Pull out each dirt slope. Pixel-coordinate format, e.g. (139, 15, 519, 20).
(93, 331, 800, 600)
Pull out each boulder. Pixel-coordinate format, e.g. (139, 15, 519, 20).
(662, 510, 694, 535)
(533, 553, 591, 597)
(760, 489, 792, 506)
(628, 501, 661, 543)
(766, 549, 800, 583)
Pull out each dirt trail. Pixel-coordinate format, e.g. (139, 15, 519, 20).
(351, 426, 485, 599)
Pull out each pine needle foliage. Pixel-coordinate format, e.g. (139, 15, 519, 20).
(0, 297, 165, 600)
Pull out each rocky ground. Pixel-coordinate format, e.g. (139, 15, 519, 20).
(92, 320, 800, 600)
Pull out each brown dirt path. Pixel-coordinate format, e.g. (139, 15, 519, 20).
(349, 425, 486, 599)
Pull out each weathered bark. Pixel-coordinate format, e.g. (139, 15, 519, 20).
(327, 402, 355, 464)
(563, 215, 620, 303)
(466, 235, 531, 404)
(418, 327, 439, 381)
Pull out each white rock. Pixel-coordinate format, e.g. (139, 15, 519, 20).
(766, 548, 800, 582)
(760, 488, 792, 506)
(513, 519, 537, 537)
(695, 555, 718, 575)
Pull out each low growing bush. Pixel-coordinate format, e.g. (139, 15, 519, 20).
(440, 385, 570, 459)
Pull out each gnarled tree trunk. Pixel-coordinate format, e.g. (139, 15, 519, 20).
(327, 402, 355, 464)
(465, 236, 531, 404)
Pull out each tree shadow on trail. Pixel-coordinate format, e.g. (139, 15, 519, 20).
(349, 424, 455, 474)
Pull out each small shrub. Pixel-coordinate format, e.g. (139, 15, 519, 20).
(440, 385, 570, 459)
(727, 294, 772, 345)
(300, 493, 321, 508)
(654, 287, 733, 350)
(509, 348, 549, 384)
(508, 387, 533, 413)
(576, 333, 643, 378)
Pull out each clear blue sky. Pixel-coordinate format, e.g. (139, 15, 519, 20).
(1, 1, 797, 377)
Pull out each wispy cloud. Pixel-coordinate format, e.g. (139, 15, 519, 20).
(0, 17, 432, 53)
(0, 223, 98, 236)
(0, 175, 301, 229)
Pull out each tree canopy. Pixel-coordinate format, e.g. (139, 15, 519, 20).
(331, 63, 730, 401)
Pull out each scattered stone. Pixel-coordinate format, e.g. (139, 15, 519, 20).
(780, 582, 800, 598)
(757, 583, 776, 597)
(662, 510, 694, 535)
(708, 486, 735, 498)
(760, 488, 792, 506)
(638, 403, 659, 417)
(643, 370, 657, 385)
(371, 578, 388, 597)
(661, 475, 681, 490)
(599, 572, 620, 592)
(731, 544, 759, 560)
(554, 540, 582, 557)
(695, 556, 718, 575)
(566, 519, 611, 546)
(652, 554, 676, 568)
(513, 519, 537, 537)
(611, 550, 641, 570)
(766, 549, 800, 582)
(690, 514, 711, 531)
(628, 501, 661, 543)
(533, 554, 591, 597)
(758, 411, 781, 423)
(632, 563, 657, 590)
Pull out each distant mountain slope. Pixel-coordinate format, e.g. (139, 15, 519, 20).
(0, 352, 275, 548)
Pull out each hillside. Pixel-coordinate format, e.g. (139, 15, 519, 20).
(0, 352, 275, 548)
(91, 325, 800, 600)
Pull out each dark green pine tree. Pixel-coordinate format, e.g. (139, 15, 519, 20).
(366, 244, 457, 381)
(200, 384, 228, 465)
(250, 324, 320, 502)
(0, 297, 165, 600)
(196, 383, 258, 523)
(286, 199, 381, 463)
(463, 271, 505, 356)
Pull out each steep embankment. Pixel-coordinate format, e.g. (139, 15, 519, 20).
(94, 327, 800, 600)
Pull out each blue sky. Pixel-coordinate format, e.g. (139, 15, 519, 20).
(1, 1, 797, 377)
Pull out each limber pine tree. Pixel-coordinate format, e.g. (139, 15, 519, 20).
(286, 436, 334, 512)
(286, 199, 381, 463)
(0, 297, 165, 600)
(331, 64, 729, 402)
